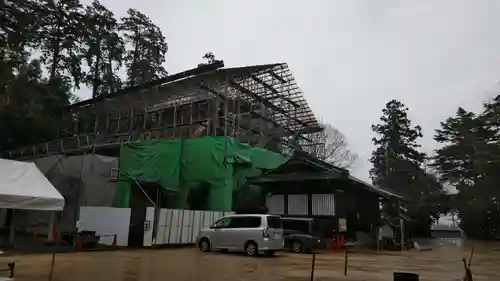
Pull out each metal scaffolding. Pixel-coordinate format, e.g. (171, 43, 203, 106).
(2, 61, 322, 160)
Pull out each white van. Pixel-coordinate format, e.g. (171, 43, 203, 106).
(196, 214, 284, 256)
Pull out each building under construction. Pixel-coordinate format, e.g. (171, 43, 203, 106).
(0, 61, 405, 249)
(0, 62, 327, 243)
(2, 61, 322, 160)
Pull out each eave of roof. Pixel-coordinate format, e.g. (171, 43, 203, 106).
(347, 176, 406, 201)
(252, 151, 406, 201)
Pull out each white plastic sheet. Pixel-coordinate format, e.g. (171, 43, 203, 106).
(0, 158, 64, 211)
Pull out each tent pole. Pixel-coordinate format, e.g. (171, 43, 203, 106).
(73, 153, 86, 247)
(48, 212, 56, 242)
(8, 210, 15, 246)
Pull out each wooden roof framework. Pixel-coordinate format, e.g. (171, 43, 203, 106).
(2, 62, 323, 160)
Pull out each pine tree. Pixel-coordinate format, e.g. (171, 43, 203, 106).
(120, 9, 168, 86)
(2, 0, 43, 100)
(370, 100, 425, 189)
(371, 100, 442, 236)
(0, 60, 70, 150)
(433, 108, 484, 185)
(2, 1, 41, 66)
(1, 1, 76, 150)
(37, 0, 85, 89)
(82, 0, 123, 97)
(434, 102, 500, 238)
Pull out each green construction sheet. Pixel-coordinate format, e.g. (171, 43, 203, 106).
(116, 136, 288, 211)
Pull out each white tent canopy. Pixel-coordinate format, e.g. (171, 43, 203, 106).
(0, 158, 64, 211)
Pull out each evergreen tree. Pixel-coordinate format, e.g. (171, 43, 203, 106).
(37, 0, 85, 89)
(371, 100, 443, 236)
(120, 9, 168, 86)
(0, 60, 70, 150)
(434, 102, 500, 238)
(2, 0, 42, 100)
(370, 100, 425, 188)
(1, 1, 76, 150)
(82, 0, 123, 97)
(2, 1, 41, 67)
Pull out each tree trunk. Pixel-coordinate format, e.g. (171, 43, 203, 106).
(129, 34, 140, 86)
(92, 40, 101, 98)
(107, 52, 114, 92)
(49, 6, 63, 83)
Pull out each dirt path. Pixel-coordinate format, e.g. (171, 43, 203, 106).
(0, 242, 498, 281)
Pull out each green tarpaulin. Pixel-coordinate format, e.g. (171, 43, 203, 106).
(116, 136, 287, 211)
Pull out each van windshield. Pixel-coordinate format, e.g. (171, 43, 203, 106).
(267, 216, 282, 229)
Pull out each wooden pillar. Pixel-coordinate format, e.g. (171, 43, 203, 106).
(400, 216, 405, 252)
(173, 106, 177, 128)
(105, 111, 110, 132)
(212, 92, 219, 135)
(93, 113, 99, 134)
(129, 108, 134, 131)
(143, 108, 148, 130)
(284, 194, 288, 215)
(308, 194, 314, 216)
(116, 110, 121, 132)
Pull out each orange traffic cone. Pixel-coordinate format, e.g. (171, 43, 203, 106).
(111, 235, 117, 249)
(77, 235, 83, 250)
(51, 229, 56, 243)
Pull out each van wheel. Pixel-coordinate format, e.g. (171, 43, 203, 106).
(291, 241, 302, 253)
(199, 238, 211, 252)
(245, 241, 258, 256)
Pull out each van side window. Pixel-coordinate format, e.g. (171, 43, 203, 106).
(282, 219, 310, 234)
(230, 216, 262, 228)
(267, 216, 282, 229)
(213, 217, 231, 229)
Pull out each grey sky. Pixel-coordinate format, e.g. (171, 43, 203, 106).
(80, 0, 500, 181)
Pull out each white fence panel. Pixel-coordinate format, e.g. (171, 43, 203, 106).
(149, 209, 233, 247)
(78, 207, 131, 246)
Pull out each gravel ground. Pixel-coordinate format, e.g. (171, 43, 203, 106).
(1, 241, 499, 281)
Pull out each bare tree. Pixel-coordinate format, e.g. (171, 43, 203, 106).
(303, 123, 358, 169)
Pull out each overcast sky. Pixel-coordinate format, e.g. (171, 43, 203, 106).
(80, 0, 500, 181)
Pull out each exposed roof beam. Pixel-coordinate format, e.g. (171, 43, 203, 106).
(199, 84, 227, 100)
(268, 70, 287, 84)
(69, 61, 225, 109)
(229, 80, 311, 131)
(250, 75, 300, 108)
